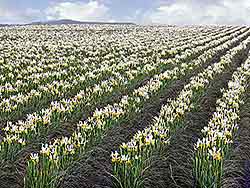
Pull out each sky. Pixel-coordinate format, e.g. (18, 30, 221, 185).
(0, 0, 250, 25)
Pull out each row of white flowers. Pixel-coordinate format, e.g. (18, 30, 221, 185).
(193, 52, 250, 187)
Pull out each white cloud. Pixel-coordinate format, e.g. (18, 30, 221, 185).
(146, 0, 250, 25)
(0, 7, 43, 24)
(45, 1, 110, 21)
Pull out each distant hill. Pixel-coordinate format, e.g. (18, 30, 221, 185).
(0, 24, 10, 27)
(27, 19, 136, 25)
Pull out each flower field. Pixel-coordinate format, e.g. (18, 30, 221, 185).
(0, 24, 250, 188)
